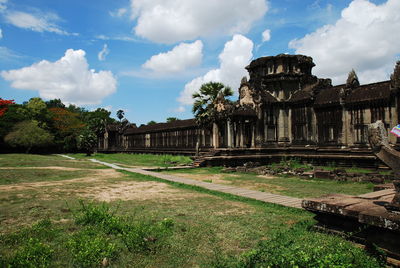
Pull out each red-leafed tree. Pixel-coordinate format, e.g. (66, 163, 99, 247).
(0, 98, 15, 117)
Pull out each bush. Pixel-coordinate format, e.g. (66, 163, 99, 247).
(73, 200, 125, 234)
(8, 238, 53, 268)
(121, 218, 174, 253)
(74, 201, 175, 253)
(1, 219, 56, 246)
(233, 224, 385, 268)
(67, 228, 117, 268)
(4, 120, 54, 153)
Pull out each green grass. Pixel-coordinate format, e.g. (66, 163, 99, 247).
(162, 167, 374, 198)
(71, 153, 193, 167)
(0, 154, 385, 267)
(0, 154, 105, 168)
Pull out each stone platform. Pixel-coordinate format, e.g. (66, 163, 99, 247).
(303, 189, 400, 261)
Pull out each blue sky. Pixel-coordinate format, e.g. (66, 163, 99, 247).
(0, 0, 398, 125)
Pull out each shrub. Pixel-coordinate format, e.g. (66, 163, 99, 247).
(4, 120, 54, 153)
(73, 200, 125, 234)
(8, 238, 53, 268)
(67, 228, 117, 268)
(1, 219, 56, 246)
(73, 201, 175, 253)
(233, 224, 385, 268)
(122, 218, 174, 253)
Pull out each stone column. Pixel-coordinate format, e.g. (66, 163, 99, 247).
(227, 120, 232, 148)
(310, 107, 317, 143)
(278, 108, 289, 143)
(342, 106, 351, 146)
(288, 108, 292, 143)
(251, 124, 256, 148)
(212, 123, 219, 148)
(202, 129, 206, 147)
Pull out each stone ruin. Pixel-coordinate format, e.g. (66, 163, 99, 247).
(222, 160, 393, 184)
(302, 120, 400, 264)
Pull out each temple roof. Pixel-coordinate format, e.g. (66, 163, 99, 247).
(246, 54, 315, 70)
(314, 85, 344, 107)
(124, 119, 197, 135)
(345, 80, 391, 105)
(287, 89, 313, 104)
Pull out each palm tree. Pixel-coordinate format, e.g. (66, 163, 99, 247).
(192, 82, 233, 126)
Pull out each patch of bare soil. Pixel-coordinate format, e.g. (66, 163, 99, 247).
(168, 173, 231, 185)
(213, 201, 254, 216)
(1, 167, 202, 202)
(257, 174, 279, 180)
(168, 172, 286, 193)
(0, 169, 121, 192)
(0, 166, 86, 171)
(80, 181, 198, 202)
(247, 183, 286, 193)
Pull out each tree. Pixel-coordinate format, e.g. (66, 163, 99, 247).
(49, 108, 85, 136)
(46, 99, 65, 108)
(48, 107, 85, 151)
(4, 120, 54, 153)
(26, 97, 47, 117)
(0, 98, 15, 117)
(192, 82, 233, 126)
(77, 127, 97, 156)
(166, 117, 179, 123)
(147, 120, 157, 125)
(116, 110, 125, 121)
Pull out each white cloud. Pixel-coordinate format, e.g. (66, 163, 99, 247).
(0, 28, 2, 39)
(4, 10, 76, 35)
(0, 0, 7, 11)
(0, 46, 22, 61)
(142, 40, 203, 74)
(98, 44, 110, 61)
(1, 49, 117, 105)
(95, 34, 139, 42)
(262, 29, 271, 42)
(178, 34, 253, 106)
(289, 0, 400, 84)
(130, 0, 268, 44)
(174, 106, 185, 113)
(110, 8, 127, 17)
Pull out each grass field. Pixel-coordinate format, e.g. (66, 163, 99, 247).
(0, 154, 385, 267)
(160, 167, 374, 198)
(71, 153, 193, 168)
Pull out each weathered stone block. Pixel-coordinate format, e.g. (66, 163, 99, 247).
(314, 170, 333, 179)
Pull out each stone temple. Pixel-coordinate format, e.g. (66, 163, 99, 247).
(98, 54, 400, 167)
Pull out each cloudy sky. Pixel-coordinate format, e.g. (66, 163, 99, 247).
(0, 0, 398, 124)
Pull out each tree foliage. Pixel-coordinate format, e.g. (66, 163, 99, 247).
(4, 120, 54, 153)
(166, 117, 179, 123)
(0, 97, 116, 153)
(46, 99, 65, 108)
(77, 127, 97, 156)
(192, 82, 233, 126)
(147, 120, 157, 125)
(0, 98, 15, 117)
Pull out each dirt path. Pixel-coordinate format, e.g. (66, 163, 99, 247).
(0, 169, 121, 191)
(0, 165, 203, 202)
(0, 166, 86, 171)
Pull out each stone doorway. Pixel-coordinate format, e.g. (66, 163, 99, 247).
(244, 122, 252, 148)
